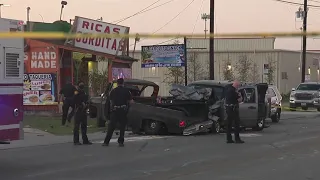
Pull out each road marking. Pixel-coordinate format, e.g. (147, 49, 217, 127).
(240, 133, 262, 138)
(219, 133, 262, 138)
(94, 136, 172, 144)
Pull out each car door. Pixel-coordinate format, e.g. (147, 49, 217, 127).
(238, 87, 258, 122)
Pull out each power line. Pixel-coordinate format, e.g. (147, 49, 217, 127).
(273, 0, 320, 8)
(113, 0, 161, 24)
(191, 0, 205, 35)
(157, 0, 204, 45)
(131, 0, 196, 46)
(112, 0, 175, 24)
(150, 0, 195, 34)
(309, 0, 320, 4)
(157, 0, 206, 45)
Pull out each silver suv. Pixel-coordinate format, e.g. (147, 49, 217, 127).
(266, 85, 282, 123)
(289, 82, 320, 111)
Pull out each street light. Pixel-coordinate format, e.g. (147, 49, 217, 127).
(201, 13, 210, 39)
(0, 4, 11, 18)
(59, 1, 67, 21)
(227, 64, 232, 70)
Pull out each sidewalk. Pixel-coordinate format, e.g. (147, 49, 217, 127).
(0, 128, 133, 150)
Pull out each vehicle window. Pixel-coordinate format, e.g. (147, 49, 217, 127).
(188, 85, 224, 99)
(109, 83, 141, 97)
(141, 86, 154, 97)
(296, 84, 320, 91)
(267, 88, 276, 97)
(239, 88, 255, 103)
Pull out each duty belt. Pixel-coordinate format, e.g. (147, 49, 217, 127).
(225, 104, 237, 107)
(114, 105, 127, 109)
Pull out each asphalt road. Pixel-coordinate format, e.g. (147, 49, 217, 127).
(1, 112, 320, 180)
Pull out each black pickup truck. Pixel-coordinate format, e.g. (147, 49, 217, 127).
(88, 79, 217, 135)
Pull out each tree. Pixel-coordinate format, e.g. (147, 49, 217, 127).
(163, 39, 185, 85)
(188, 52, 205, 82)
(235, 55, 252, 82)
(163, 67, 185, 85)
(249, 62, 260, 83)
(221, 58, 235, 81)
(88, 68, 109, 96)
(265, 56, 276, 84)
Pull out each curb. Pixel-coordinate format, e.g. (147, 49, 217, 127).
(0, 131, 134, 151)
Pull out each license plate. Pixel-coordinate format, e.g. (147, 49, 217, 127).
(301, 103, 307, 106)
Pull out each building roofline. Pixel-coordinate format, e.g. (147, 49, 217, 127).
(186, 37, 276, 40)
(130, 49, 320, 54)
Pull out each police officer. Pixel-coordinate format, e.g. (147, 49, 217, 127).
(225, 80, 245, 144)
(102, 78, 133, 147)
(73, 81, 92, 145)
(59, 81, 77, 126)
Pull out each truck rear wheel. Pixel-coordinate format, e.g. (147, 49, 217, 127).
(271, 111, 280, 123)
(144, 120, 162, 135)
(253, 118, 265, 131)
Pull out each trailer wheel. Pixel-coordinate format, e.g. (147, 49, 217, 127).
(144, 120, 162, 135)
(211, 120, 221, 134)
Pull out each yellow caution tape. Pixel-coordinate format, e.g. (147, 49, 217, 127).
(1, 31, 320, 39)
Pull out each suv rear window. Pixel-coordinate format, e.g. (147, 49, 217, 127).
(296, 84, 320, 91)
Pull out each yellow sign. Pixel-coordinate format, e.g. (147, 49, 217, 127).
(72, 52, 92, 60)
(112, 83, 118, 89)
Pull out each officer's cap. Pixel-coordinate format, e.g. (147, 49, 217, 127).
(117, 78, 124, 85)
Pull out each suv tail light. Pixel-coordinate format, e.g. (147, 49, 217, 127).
(179, 120, 186, 127)
(157, 97, 162, 103)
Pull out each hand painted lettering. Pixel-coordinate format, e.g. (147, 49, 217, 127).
(30, 52, 57, 69)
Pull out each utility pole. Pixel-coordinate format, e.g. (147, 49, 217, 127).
(301, 0, 308, 82)
(209, 0, 215, 80)
(184, 37, 188, 86)
(27, 7, 31, 31)
(201, 13, 210, 39)
(0, 4, 10, 18)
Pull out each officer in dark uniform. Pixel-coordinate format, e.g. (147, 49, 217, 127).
(102, 78, 133, 147)
(59, 81, 77, 126)
(225, 80, 245, 144)
(73, 81, 92, 145)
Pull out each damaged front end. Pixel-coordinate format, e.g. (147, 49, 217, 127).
(183, 104, 220, 136)
(183, 120, 214, 136)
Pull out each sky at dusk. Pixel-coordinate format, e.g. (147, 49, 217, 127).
(2, 0, 320, 50)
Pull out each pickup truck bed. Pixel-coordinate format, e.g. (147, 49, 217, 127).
(128, 98, 209, 135)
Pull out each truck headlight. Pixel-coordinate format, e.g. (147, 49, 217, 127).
(290, 93, 295, 98)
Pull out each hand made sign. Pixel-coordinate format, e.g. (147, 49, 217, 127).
(25, 39, 59, 73)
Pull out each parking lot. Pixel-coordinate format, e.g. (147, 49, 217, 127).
(1, 111, 320, 180)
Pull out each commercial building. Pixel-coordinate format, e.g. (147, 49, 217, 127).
(24, 18, 136, 113)
(130, 38, 320, 96)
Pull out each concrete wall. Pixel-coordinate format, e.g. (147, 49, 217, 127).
(278, 51, 320, 93)
(187, 38, 275, 51)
